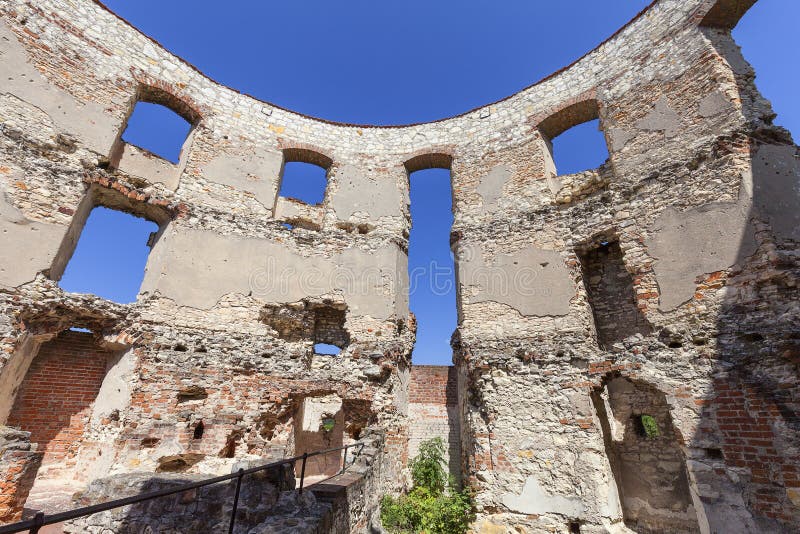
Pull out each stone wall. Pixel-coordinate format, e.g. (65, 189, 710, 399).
(408, 366, 461, 483)
(0, 0, 797, 532)
(0, 427, 41, 523)
(64, 465, 330, 533)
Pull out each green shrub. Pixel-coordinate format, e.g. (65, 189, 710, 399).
(321, 417, 336, 432)
(640, 414, 660, 438)
(381, 438, 473, 534)
(410, 437, 448, 494)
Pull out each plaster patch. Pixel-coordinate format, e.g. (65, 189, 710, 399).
(636, 96, 681, 137)
(502, 476, 585, 517)
(91, 348, 136, 425)
(0, 187, 67, 287)
(0, 21, 125, 154)
(331, 164, 403, 220)
(476, 165, 512, 211)
(698, 91, 733, 118)
(140, 227, 406, 318)
(609, 127, 635, 152)
(751, 144, 800, 242)
(200, 148, 282, 209)
(457, 243, 572, 316)
(646, 199, 756, 311)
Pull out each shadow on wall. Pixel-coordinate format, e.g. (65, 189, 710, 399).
(591, 376, 699, 532)
(689, 22, 800, 533)
(582, 10, 800, 533)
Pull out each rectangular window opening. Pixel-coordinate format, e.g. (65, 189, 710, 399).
(551, 119, 609, 176)
(121, 101, 192, 164)
(58, 206, 160, 304)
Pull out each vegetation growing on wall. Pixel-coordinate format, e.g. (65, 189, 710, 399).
(381, 438, 473, 534)
(640, 414, 660, 439)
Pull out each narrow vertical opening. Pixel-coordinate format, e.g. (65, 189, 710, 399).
(404, 156, 456, 364)
(293, 395, 344, 481)
(193, 421, 204, 440)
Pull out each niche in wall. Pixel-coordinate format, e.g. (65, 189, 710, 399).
(591, 376, 700, 533)
(577, 236, 651, 348)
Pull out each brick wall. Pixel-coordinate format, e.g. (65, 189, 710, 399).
(708, 374, 800, 524)
(7, 330, 113, 466)
(408, 366, 460, 483)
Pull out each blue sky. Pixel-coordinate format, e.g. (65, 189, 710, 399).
(61, 0, 797, 364)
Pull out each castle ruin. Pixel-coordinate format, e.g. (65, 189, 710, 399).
(0, 0, 798, 532)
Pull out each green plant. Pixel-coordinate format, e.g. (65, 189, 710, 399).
(640, 414, 660, 438)
(410, 437, 448, 494)
(321, 417, 336, 432)
(381, 438, 473, 534)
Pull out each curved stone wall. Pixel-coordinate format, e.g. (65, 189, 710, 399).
(0, 0, 798, 531)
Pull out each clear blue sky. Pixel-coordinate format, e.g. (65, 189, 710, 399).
(61, 0, 798, 364)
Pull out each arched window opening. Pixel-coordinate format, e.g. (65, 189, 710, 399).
(729, 2, 798, 138)
(550, 119, 609, 175)
(58, 206, 160, 304)
(121, 102, 192, 164)
(700, 0, 757, 29)
(278, 161, 328, 205)
(405, 160, 456, 365)
(538, 100, 609, 176)
(277, 148, 333, 207)
(591, 376, 700, 533)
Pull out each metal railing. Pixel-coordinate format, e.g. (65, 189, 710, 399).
(0, 442, 365, 534)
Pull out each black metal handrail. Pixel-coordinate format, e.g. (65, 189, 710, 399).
(0, 442, 365, 534)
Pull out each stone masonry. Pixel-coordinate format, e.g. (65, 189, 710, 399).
(0, 0, 798, 532)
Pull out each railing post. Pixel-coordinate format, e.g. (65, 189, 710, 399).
(340, 444, 349, 474)
(298, 452, 308, 494)
(29, 512, 44, 534)
(227, 468, 244, 534)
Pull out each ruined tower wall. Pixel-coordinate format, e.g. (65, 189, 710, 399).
(0, 0, 797, 531)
